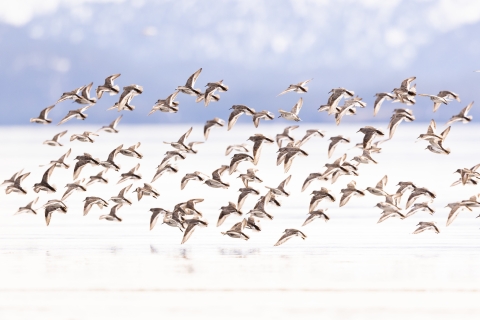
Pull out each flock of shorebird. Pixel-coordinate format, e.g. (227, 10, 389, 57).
(3, 69, 479, 246)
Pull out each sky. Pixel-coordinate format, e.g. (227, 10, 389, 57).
(1, 0, 480, 125)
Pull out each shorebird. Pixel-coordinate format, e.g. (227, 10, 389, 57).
(228, 105, 256, 130)
(96, 74, 121, 99)
(246, 216, 262, 232)
(110, 184, 133, 205)
(163, 127, 195, 153)
(181, 171, 208, 190)
(217, 202, 243, 227)
(387, 108, 415, 139)
(221, 219, 249, 240)
(70, 131, 99, 143)
(204, 165, 230, 189)
(119, 143, 143, 159)
(204, 117, 225, 140)
(302, 209, 330, 226)
(247, 193, 274, 220)
(266, 175, 291, 197)
(238, 168, 262, 187)
(277, 79, 312, 96)
(99, 204, 123, 222)
(339, 181, 365, 207)
(181, 219, 208, 244)
(417, 119, 450, 145)
(2, 169, 24, 187)
(33, 165, 56, 193)
(274, 229, 307, 246)
(413, 221, 440, 234)
(61, 179, 87, 200)
(203, 80, 228, 107)
(237, 187, 260, 210)
(319, 87, 355, 115)
(44, 201, 68, 226)
(98, 115, 123, 133)
(452, 164, 480, 186)
(258, 192, 281, 207)
(357, 126, 385, 149)
(278, 97, 303, 121)
(175, 199, 204, 217)
(328, 136, 350, 158)
(100, 144, 123, 172)
(56, 85, 85, 104)
(252, 110, 275, 127)
(225, 143, 249, 156)
(405, 202, 435, 218)
(396, 181, 417, 195)
(152, 162, 179, 183)
(276, 125, 299, 148)
(310, 188, 336, 211)
(366, 175, 388, 197)
(162, 209, 187, 232)
(375, 200, 401, 212)
(86, 170, 108, 186)
(43, 130, 68, 147)
(118, 164, 142, 184)
(58, 105, 92, 125)
(30, 105, 55, 124)
(406, 187, 436, 208)
(418, 93, 448, 112)
(73, 82, 97, 104)
(149, 91, 180, 115)
(159, 150, 186, 167)
(298, 129, 325, 147)
(301, 172, 328, 192)
(248, 134, 274, 165)
(229, 153, 254, 174)
(446, 101, 474, 125)
(73, 153, 100, 179)
(83, 196, 109, 216)
(133, 183, 159, 201)
(426, 140, 451, 155)
(149, 208, 170, 230)
(445, 202, 475, 226)
(352, 149, 378, 165)
(419, 91, 461, 112)
(334, 97, 366, 125)
(43, 148, 71, 169)
(177, 68, 202, 96)
(377, 210, 405, 223)
(15, 197, 39, 215)
(373, 93, 395, 116)
(278, 144, 308, 173)
(392, 76, 416, 103)
(114, 84, 143, 111)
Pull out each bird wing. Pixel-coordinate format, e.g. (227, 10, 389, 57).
(186, 68, 202, 87)
(150, 209, 164, 230)
(110, 115, 123, 129)
(39, 105, 55, 119)
(461, 101, 474, 116)
(291, 98, 303, 115)
(181, 222, 197, 244)
(41, 165, 56, 184)
(279, 175, 292, 189)
(375, 175, 388, 189)
(427, 119, 436, 134)
(228, 109, 244, 131)
(274, 233, 292, 246)
(253, 141, 264, 165)
(178, 127, 193, 144)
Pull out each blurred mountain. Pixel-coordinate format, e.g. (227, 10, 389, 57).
(1, 0, 479, 125)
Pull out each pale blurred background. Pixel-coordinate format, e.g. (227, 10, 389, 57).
(0, 0, 479, 125)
